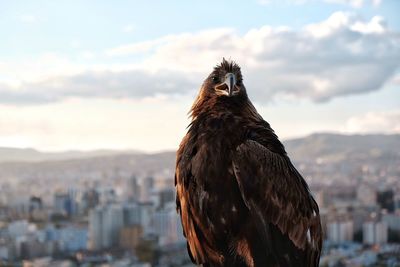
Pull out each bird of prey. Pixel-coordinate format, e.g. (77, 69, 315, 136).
(175, 59, 322, 267)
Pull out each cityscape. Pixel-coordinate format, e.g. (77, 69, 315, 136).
(0, 133, 399, 267)
(1, 0, 400, 266)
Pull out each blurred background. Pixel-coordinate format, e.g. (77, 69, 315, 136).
(0, 0, 399, 266)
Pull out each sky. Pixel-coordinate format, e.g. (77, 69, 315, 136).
(0, 0, 399, 152)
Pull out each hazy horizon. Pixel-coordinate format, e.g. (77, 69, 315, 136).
(0, 131, 399, 153)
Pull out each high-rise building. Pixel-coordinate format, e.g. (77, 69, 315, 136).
(123, 203, 141, 226)
(327, 221, 353, 243)
(88, 207, 103, 250)
(54, 193, 69, 215)
(102, 204, 124, 248)
(152, 203, 185, 246)
(82, 189, 99, 213)
(53, 189, 78, 217)
(363, 221, 388, 245)
(88, 203, 149, 250)
(375, 221, 388, 244)
(158, 189, 175, 209)
(138, 202, 155, 235)
(126, 175, 140, 201)
(140, 176, 154, 202)
(363, 222, 375, 245)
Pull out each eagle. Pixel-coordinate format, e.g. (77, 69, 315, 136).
(175, 59, 322, 267)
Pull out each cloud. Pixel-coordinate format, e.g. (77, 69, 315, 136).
(342, 110, 400, 134)
(1, 12, 399, 105)
(0, 69, 198, 104)
(0, 97, 191, 151)
(324, 0, 382, 8)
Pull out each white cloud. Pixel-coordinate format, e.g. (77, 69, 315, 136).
(99, 12, 400, 103)
(342, 110, 400, 134)
(325, 0, 383, 7)
(1, 12, 399, 104)
(350, 15, 386, 33)
(0, 97, 191, 151)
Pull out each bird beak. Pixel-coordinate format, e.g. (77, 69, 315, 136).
(225, 73, 236, 96)
(215, 73, 237, 96)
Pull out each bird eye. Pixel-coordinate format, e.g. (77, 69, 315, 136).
(211, 76, 219, 83)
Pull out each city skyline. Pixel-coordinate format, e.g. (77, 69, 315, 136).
(0, 0, 399, 152)
(0, 131, 399, 266)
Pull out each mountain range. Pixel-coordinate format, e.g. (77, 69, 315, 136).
(0, 133, 397, 182)
(0, 133, 398, 164)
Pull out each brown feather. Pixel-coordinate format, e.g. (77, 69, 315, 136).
(175, 59, 322, 267)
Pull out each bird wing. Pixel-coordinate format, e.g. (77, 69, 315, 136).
(232, 139, 322, 267)
(175, 136, 224, 265)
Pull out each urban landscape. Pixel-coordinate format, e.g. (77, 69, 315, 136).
(0, 133, 399, 266)
(2, 0, 400, 266)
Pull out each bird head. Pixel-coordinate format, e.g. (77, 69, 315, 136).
(190, 59, 248, 118)
(206, 58, 245, 98)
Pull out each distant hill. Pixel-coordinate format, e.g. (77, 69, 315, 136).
(0, 147, 140, 163)
(0, 133, 398, 164)
(0, 133, 398, 181)
(284, 133, 400, 162)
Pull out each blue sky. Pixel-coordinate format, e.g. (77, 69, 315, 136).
(0, 0, 399, 151)
(1, 0, 399, 58)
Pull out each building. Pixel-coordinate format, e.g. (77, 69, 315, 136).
(357, 183, 376, 207)
(363, 221, 388, 245)
(152, 203, 185, 246)
(327, 221, 354, 243)
(382, 213, 400, 231)
(140, 177, 154, 202)
(7, 220, 34, 239)
(375, 222, 388, 244)
(157, 189, 175, 209)
(59, 226, 88, 252)
(119, 225, 143, 252)
(88, 203, 150, 250)
(102, 204, 124, 248)
(81, 189, 99, 214)
(137, 202, 155, 235)
(377, 190, 395, 212)
(394, 193, 400, 211)
(53, 190, 78, 217)
(123, 203, 141, 226)
(126, 175, 140, 201)
(88, 207, 104, 250)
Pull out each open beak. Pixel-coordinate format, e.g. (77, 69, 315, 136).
(215, 73, 237, 96)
